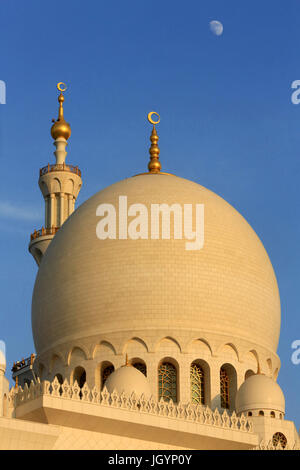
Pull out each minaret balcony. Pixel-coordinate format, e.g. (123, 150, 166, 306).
(30, 226, 59, 241)
(40, 163, 81, 177)
(29, 226, 60, 266)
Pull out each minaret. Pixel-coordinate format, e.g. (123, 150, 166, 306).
(29, 83, 82, 266)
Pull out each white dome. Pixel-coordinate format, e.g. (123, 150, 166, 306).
(105, 365, 151, 397)
(32, 173, 281, 360)
(236, 374, 285, 414)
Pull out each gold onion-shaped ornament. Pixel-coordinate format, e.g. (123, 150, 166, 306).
(51, 82, 71, 140)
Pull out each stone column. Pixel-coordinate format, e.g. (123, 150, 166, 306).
(179, 357, 190, 403)
(45, 196, 48, 228)
(49, 194, 55, 228)
(68, 194, 73, 217)
(210, 360, 221, 410)
(59, 193, 65, 225)
(84, 361, 97, 389)
(146, 355, 158, 400)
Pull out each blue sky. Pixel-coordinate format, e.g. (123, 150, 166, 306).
(0, 0, 300, 426)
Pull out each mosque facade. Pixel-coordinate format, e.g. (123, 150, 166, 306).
(0, 85, 299, 450)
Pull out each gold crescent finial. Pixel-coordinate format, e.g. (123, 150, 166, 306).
(147, 111, 161, 173)
(57, 82, 67, 92)
(148, 111, 160, 126)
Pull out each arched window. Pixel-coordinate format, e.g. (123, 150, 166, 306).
(248, 411, 252, 417)
(272, 432, 287, 449)
(102, 364, 114, 388)
(270, 411, 275, 418)
(132, 362, 147, 376)
(190, 362, 205, 404)
(220, 368, 229, 409)
(72, 366, 86, 388)
(259, 410, 264, 416)
(220, 364, 237, 410)
(158, 362, 177, 402)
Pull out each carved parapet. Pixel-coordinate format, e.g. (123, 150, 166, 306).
(12, 377, 254, 434)
(254, 439, 291, 451)
(40, 163, 81, 178)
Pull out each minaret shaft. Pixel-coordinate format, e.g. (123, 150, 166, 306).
(54, 136, 68, 164)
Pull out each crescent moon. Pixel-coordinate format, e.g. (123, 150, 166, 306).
(57, 82, 67, 92)
(148, 111, 160, 125)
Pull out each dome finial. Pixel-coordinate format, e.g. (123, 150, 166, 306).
(123, 353, 132, 367)
(147, 112, 161, 173)
(51, 82, 71, 141)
